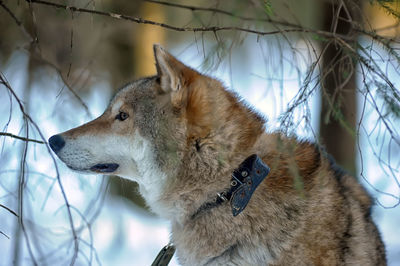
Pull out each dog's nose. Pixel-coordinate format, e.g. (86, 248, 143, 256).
(48, 135, 65, 153)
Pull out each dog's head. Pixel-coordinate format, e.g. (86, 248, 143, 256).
(49, 45, 264, 200)
(49, 45, 209, 182)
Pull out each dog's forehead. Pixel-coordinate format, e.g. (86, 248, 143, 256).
(109, 77, 156, 111)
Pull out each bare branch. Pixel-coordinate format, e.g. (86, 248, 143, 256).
(0, 203, 19, 217)
(18, 116, 38, 265)
(144, 0, 274, 22)
(29, 52, 91, 116)
(0, 0, 22, 25)
(0, 231, 10, 239)
(0, 1, 90, 116)
(0, 72, 80, 265)
(0, 132, 46, 144)
(26, 0, 353, 41)
(0, 0, 32, 41)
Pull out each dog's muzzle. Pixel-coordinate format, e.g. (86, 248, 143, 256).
(49, 135, 119, 173)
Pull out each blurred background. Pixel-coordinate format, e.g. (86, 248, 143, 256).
(0, 0, 399, 265)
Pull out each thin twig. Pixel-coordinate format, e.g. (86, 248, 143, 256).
(26, 0, 353, 41)
(18, 116, 38, 265)
(29, 52, 91, 117)
(0, 72, 80, 266)
(144, 0, 272, 22)
(0, 231, 10, 239)
(0, 0, 32, 41)
(0, 203, 19, 217)
(0, 0, 90, 116)
(0, 132, 46, 144)
(0, 0, 22, 25)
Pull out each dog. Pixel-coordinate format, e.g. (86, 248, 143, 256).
(49, 45, 386, 265)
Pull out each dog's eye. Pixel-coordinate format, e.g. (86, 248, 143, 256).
(115, 111, 129, 121)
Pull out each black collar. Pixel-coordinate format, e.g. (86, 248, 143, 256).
(191, 154, 270, 220)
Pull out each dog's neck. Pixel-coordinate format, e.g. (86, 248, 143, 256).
(119, 130, 170, 215)
(189, 154, 270, 219)
(129, 94, 269, 222)
(144, 152, 266, 223)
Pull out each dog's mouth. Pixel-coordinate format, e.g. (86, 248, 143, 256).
(90, 163, 119, 173)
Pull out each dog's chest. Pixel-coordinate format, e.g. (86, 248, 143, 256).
(171, 212, 273, 265)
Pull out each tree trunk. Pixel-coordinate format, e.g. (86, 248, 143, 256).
(319, 0, 362, 176)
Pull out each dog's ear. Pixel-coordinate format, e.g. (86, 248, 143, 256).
(154, 45, 211, 136)
(154, 44, 180, 93)
(153, 44, 197, 93)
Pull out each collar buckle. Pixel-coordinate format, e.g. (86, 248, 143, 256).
(229, 154, 270, 216)
(217, 192, 228, 202)
(151, 243, 176, 266)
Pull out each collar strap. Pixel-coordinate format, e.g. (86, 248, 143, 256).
(192, 154, 270, 219)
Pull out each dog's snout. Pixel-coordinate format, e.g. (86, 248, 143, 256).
(48, 135, 66, 153)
